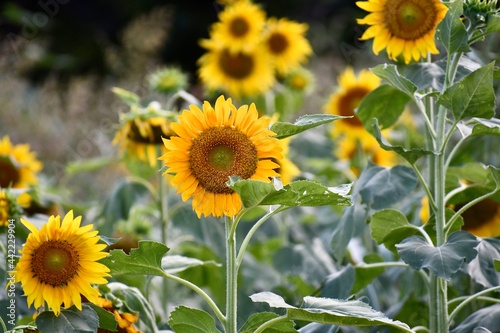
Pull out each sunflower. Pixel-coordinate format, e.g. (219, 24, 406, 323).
(210, 0, 266, 54)
(420, 196, 500, 237)
(198, 40, 276, 98)
(263, 17, 313, 75)
(0, 136, 42, 189)
(0, 190, 13, 227)
(284, 67, 315, 93)
(0, 190, 29, 227)
(113, 115, 175, 167)
(14, 211, 110, 316)
(159, 96, 282, 218)
(96, 297, 141, 333)
(356, 0, 448, 64)
(324, 67, 381, 138)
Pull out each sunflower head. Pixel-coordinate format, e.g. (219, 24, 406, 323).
(264, 17, 313, 75)
(113, 102, 176, 167)
(15, 211, 110, 316)
(160, 96, 283, 218)
(283, 67, 315, 93)
(464, 0, 499, 30)
(0, 190, 24, 228)
(198, 40, 276, 98)
(0, 136, 42, 189)
(272, 138, 300, 185)
(455, 198, 500, 238)
(356, 0, 448, 63)
(324, 67, 381, 137)
(210, 1, 266, 54)
(148, 67, 189, 94)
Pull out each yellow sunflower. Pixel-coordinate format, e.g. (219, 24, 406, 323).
(273, 138, 300, 185)
(0, 135, 42, 189)
(210, 0, 266, 54)
(420, 197, 500, 238)
(14, 211, 110, 316)
(113, 115, 175, 167)
(263, 17, 313, 75)
(284, 67, 315, 93)
(0, 190, 29, 227)
(198, 40, 276, 98)
(324, 67, 381, 138)
(356, 0, 448, 64)
(0, 190, 12, 227)
(159, 95, 282, 218)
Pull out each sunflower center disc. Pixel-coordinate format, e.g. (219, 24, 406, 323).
(127, 121, 166, 144)
(338, 87, 369, 127)
(230, 17, 250, 37)
(0, 157, 20, 188)
(268, 33, 289, 54)
(219, 50, 254, 79)
(458, 199, 500, 231)
(189, 126, 258, 194)
(385, 0, 437, 40)
(32, 240, 80, 286)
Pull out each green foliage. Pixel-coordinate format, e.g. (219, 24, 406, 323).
(270, 115, 349, 139)
(227, 177, 352, 209)
(371, 64, 417, 97)
(438, 62, 496, 121)
(239, 313, 298, 333)
(100, 240, 169, 276)
(467, 238, 500, 287)
(396, 231, 479, 280)
(437, 0, 470, 54)
(35, 305, 99, 333)
(370, 209, 419, 253)
(357, 85, 410, 133)
(168, 306, 221, 333)
(162, 255, 221, 274)
(86, 304, 118, 331)
(250, 292, 411, 331)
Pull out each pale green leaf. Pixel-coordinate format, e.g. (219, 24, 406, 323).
(270, 114, 349, 139)
(371, 64, 417, 97)
(370, 209, 419, 253)
(168, 306, 221, 333)
(162, 255, 221, 274)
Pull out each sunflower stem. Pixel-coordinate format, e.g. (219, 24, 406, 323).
(157, 151, 169, 318)
(225, 216, 238, 333)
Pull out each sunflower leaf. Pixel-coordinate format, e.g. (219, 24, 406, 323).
(369, 209, 419, 253)
(436, 0, 470, 54)
(162, 255, 221, 274)
(168, 306, 221, 333)
(372, 119, 435, 164)
(270, 114, 349, 139)
(87, 303, 118, 331)
(227, 177, 352, 209)
(371, 64, 417, 97)
(250, 292, 411, 331)
(100, 240, 169, 276)
(36, 304, 99, 333)
(396, 231, 479, 280)
(437, 62, 496, 121)
(357, 85, 410, 132)
(239, 312, 298, 333)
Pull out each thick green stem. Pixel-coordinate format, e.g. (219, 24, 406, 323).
(158, 154, 169, 317)
(225, 217, 238, 333)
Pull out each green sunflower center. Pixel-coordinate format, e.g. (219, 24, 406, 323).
(385, 0, 438, 40)
(0, 156, 20, 188)
(189, 126, 258, 194)
(127, 121, 169, 144)
(268, 32, 289, 55)
(229, 17, 250, 37)
(219, 50, 254, 79)
(32, 240, 80, 286)
(338, 87, 369, 127)
(457, 199, 500, 232)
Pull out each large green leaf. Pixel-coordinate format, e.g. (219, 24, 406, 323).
(239, 312, 298, 333)
(371, 64, 417, 97)
(87, 303, 117, 331)
(466, 238, 500, 288)
(168, 306, 221, 333)
(371, 119, 435, 164)
(270, 115, 349, 139)
(100, 240, 169, 276)
(402, 62, 445, 91)
(437, 62, 495, 121)
(36, 305, 99, 333)
(370, 209, 419, 253)
(322, 266, 355, 299)
(450, 304, 500, 333)
(436, 0, 470, 54)
(358, 164, 418, 210)
(162, 255, 221, 274)
(357, 85, 410, 132)
(250, 292, 410, 331)
(352, 254, 386, 294)
(227, 177, 352, 209)
(396, 231, 479, 280)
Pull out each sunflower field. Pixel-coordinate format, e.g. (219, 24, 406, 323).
(1, 0, 500, 332)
